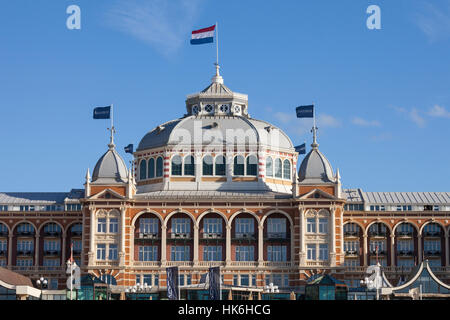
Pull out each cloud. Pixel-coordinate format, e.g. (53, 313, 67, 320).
(352, 117, 381, 127)
(274, 112, 293, 124)
(105, 0, 203, 56)
(428, 105, 450, 118)
(414, 1, 450, 42)
(371, 132, 392, 142)
(392, 106, 426, 128)
(317, 114, 341, 128)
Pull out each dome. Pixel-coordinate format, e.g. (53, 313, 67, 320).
(92, 142, 128, 184)
(298, 143, 335, 184)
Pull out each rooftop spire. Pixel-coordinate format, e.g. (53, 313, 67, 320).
(212, 63, 224, 84)
(107, 126, 116, 150)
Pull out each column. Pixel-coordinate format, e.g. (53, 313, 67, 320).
(330, 209, 336, 266)
(390, 234, 395, 267)
(290, 225, 295, 266)
(445, 233, 449, 267)
(120, 207, 126, 266)
(257, 225, 264, 265)
(417, 234, 422, 263)
(363, 235, 368, 266)
(61, 232, 66, 265)
(193, 224, 199, 265)
(34, 235, 40, 267)
(225, 225, 231, 265)
(88, 209, 95, 266)
(299, 208, 306, 266)
(161, 225, 167, 265)
(8, 235, 13, 267)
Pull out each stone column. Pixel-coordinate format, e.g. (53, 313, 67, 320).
(390, 234, 395, 267)
(299, 208, 306, 266)
(193, 224, 199, 265)
(61, 232, 66, 266)
(225, 225, 231, 265)
(417, 235, 422, 264)
(161, 225, 167, 265)
(120, 207, 126, 266)
(8, 235, 13, 267)
(445, 233, 449, 267)
(290, 225, 295, 266)
(258, 225, 264, 265)
(88, 209, 95, 266)
(363, 235, 368, 266)
(34, 235, 40, 267)
(330, 209, 336, 266)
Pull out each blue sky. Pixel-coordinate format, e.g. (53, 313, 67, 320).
(0, 0, 449, 192)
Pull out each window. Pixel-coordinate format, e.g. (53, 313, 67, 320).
(184, 156, 195, 176)
(156, 157, 163, 177)
(423, 223, 441, 236)
(148, 158, 155, 179)
(140, 159, 147, 180)
(344, 241, 359, 254)
(344, 223, 359, 236)
(17, 223, 34, 234)
(397, 240, 413, 252)
(43, 223, 61, 234)
(109, 218, 119, 233)
(246, 155, 257, 176)
(236, 246, 255, 261)
(171, 246, 190, 261)
(274, 158, 282, 178)
(369, 223, 387, 236)
(370, 205, 385, 211)
(397, 223, 413, 235)
(369, 240, 386, 253)
(318, 218, 328, 234)
(233, 156, 244, 176)
(319, 244, 329, 260)
(44, 240, 60, 252)
(203, 156, 213, 176)
(235, 218, 254, 236)
(203, 246, 222, 261)
(0, 205, 8, 211)
(204, 218, 222, 234)
(139, 246, 158, 261)
(307, 244, 316, 260)
(0, 224, 8, 235)
(154, 274, 159, 286)
(136, 274, 141, 285)
(251, 274, 257, 287)
(108, 244, 118, 260)
(17, 240, 33, 253)
(16, 259, 33, 267)
(172, 218, 190, 235)
(140, 218, 158, 235)
(283, 160, 291, 180)
(397, 259, 414, 268)
(71, 223, 82, 235)
(345, 204, 364, 211)
(97, 244, 106, 260)
(266, 157, 273, 177)
(171, 155, 182, 176)
(233, 275, 238, 286)
(215, 156, 226, 176)
(97, 218, 107, 233)
(267, 218, 286, 238)
(344, 259, 359, 267)
(267, 246, 287, 261)
(240, 274, 250, 286)
(424, 240, 441, 253)
(73, 240, 82, 253)
(306, 218, 316, 233)
(43, 259, 60, 267)
(0, 240, 7, 252)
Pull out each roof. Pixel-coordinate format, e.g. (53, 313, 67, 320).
(92, 144, 128, 184)
(343, 189, 450, 205)
(0, 267, 33, 287)
(0, 189, 84, 205)
(135, 190, 292, 200)
(298, 144, 335, 184)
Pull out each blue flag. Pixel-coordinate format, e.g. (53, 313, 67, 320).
(296, 105, 314, 118)
(208, 267, 221, 300)
(166, 267, 179, 300)
(93, 106, 111, 119)
(124, 144, 133, 154)
(295, 143, 306, 155)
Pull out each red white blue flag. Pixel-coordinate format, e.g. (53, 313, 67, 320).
(191, 25, 216, 45)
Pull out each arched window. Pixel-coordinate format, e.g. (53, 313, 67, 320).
(266, 157, 273, 177)
(171, 155, 182, 176)
(148, 158, 155, 179)
(43, 223, 61, 235)
(246, 155, 257, 176)
(203, 156, 213, 176)
(234, 156, 244, 176)
(274, 158, 282, 178)
(139, 159, 147, 180)
(215, 156, 226, 176)
(184, 155, 195, 176)
(0, 223, 8, 236)
(283, 159, 291, 180)
(156, 157, 163, 177)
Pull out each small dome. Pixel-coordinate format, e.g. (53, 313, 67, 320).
(298, 144, 335, 184)
(92, 144, 128, 184)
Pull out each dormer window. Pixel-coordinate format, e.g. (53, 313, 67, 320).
(205, 104, 214, 113)
(233, 105, 242, 114)
(220, 104, 229, 113)
(192, 105, 199, 115)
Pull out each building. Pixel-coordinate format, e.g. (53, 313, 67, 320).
(0, 66, 449, 297)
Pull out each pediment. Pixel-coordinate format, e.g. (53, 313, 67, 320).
(89, 188, 126, 200)
(299, 188, 337, 200)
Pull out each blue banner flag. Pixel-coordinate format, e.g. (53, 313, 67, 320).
(296, 105, 314, 118)
(208, 267, 221, 300)
(166, 267, 179, 300)
(93, 106, 111, 119)
(295, 143, 306, 155)
(124, 144, 133, 154)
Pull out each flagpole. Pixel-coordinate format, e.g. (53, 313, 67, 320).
(216, 22, 219, 66)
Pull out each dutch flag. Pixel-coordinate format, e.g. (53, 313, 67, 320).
(191, 25, 216, 45)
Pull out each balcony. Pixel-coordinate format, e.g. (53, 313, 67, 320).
(370, 250, 386, 255)
(345, 250, 359, 257)
(71, 230, 82, 237)
(396, 231, 413, 238)
(265, 232, 288, 241)
(16, 250, 34, 256)
(0, 231, 8, 237)
(43, 250, 60, 257)
(423, 231, 441, 238)
(344, 231, 359, 237)
(424, 250, 442, 257)
(233, 233, 256, 241)
(73, 249, 82, 255)
(135, 233, 160, 244)
(167, 233, 191, 241)
(133, 261, 160, 268)
(369, 232, 387, 238)
(94, 261, 119, 267)
(16, 231, 34, 237)
(43, 231, 61, 237)
(397, 250, 414, 257)
(201, 232, 223, 239)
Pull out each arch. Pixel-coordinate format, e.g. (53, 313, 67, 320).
(202, 155, 213, 176)
(283, 159, 291, 180)
(214, 155, 226, 176)
(171, 155, 182, 176)
(148, 158, 155, 179)
(0, 222, 11, 235)
(365, 220, 392, 237)
(12, 220, 37, 234)
(228, 210, 260, 228)
(184, 155, 195, 176)
(163, 210, 197, 228)
(197, 210, 229, 226)
(156, 156, 163, 177)
(343, 220, 366, 233)
(37, 221, 64, 234)
(393, 220, 420, 234)
(246, 155, 258, 176)
(131, 210, 164, 228)
(265, 157, 273, 177)
(419, 220, 446, 235)
(139, 159, 147, 180)
(260, 210, 294, 228)
(64, 221, 83, 234)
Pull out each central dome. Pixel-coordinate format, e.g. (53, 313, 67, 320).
(298, 142, 335, 184)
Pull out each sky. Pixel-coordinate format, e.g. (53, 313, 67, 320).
(0, 0, 449, 192)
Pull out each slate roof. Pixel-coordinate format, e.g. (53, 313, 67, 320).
(0, 189, 84, 205)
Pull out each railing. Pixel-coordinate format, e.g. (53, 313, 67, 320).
(43, 250, 61, 256)
(423, 231, 441, 237)
(16, 250, 34, 256)
(345, 251, 359, 256)
(43, 231, 61, 237)
(16, 232, 35, 237)
(7, 266, 65, 273)
(136, 233, 160, 240)
(201, 233, 223, 240)
(228, 261, 258, 267)
(368, 232, 387, 237)
(397, 250, 414, 256)
(344, 266, 450, 274)
(233, 233, 256, 240)
(305, 261, 330, 267)
(71, 231, 82, 236)
(0, 232, 8, 237)
(344, 231, 359, 237)
(0, 250, 6, 256)
(95, 261, 120, 267)
(396, 232, 413, 237)
(196, 261, 226, 267)
(165, 261, 194, 267)
(424, 250, 442, 256)
(73, 250, 82, 255)
(265, 233, 288, 240)
(133, 261, 161, 267)
(168, 233, 191, 240)
(259, 261, 293, 268)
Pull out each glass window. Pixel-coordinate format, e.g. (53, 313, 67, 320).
(0, 240, 7, 252)
(97, 218, 106, 233)
(44, 240, 60, 252)
(283, 159, 291, 180)
(397, 240, 413, 252)
(43, 223, 61, 234)
(156, 157, 163, 177)
(184, 155, 195, 176)
(171, 155, 182, 176)
(307, 244, 316, 260)
(251, 274, 257, 287)
(71, 223, 82, 235)
(267, 246, 287, 261)
(17, 240, 33, 252)
(136, 274, 141, 285)
(140, 218, 159, 235)
(318, 218, 328, 234)
(143, 274, 152, 286)
(266, 157, 273, 177)
(17, 223, 34, 234)
(0, 224, 8, 235)
(267, 218, 286, 238)
(235, 218, 254, 236)
(215, 156, 226, 176)
(424, 240, 441, 253)
(97, 244, 106, 260)
(235, 246, 255, 261)
(109, 218, 119, 233)
(148, 158, 155, 179)
(233, 156, 244, 176)
(274, 158, 282, 178)
(109, 244, 118, 260)
(344, 241, 359, 254)
(170, 246, 190, 261)
(204, 218, 222, 234)
(203, 246, 222, 261)
(43, 259, 60, 267)
(369, 240, 386, 253)
(240, 274, 249, 286)
(246, 155, 257, 176)
(233, 275, 238, 286)
(319, 244, 329, 260)
(202, 156, 213, 176)
(172, 218, 190, 234)
(139, 246, 158, 261)
(139, 159, 147, 180)
(306, 218, 316, 233)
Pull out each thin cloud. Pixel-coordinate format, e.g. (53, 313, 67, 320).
(392, 106, 426, 128)
(414, 1, 450, 42)
(105, 0, 204, 56)
(428, 105, 450, 118)
(274, 112, 293, 124)
(317, 114, 341, 128)
(352, 117, 381, 127)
